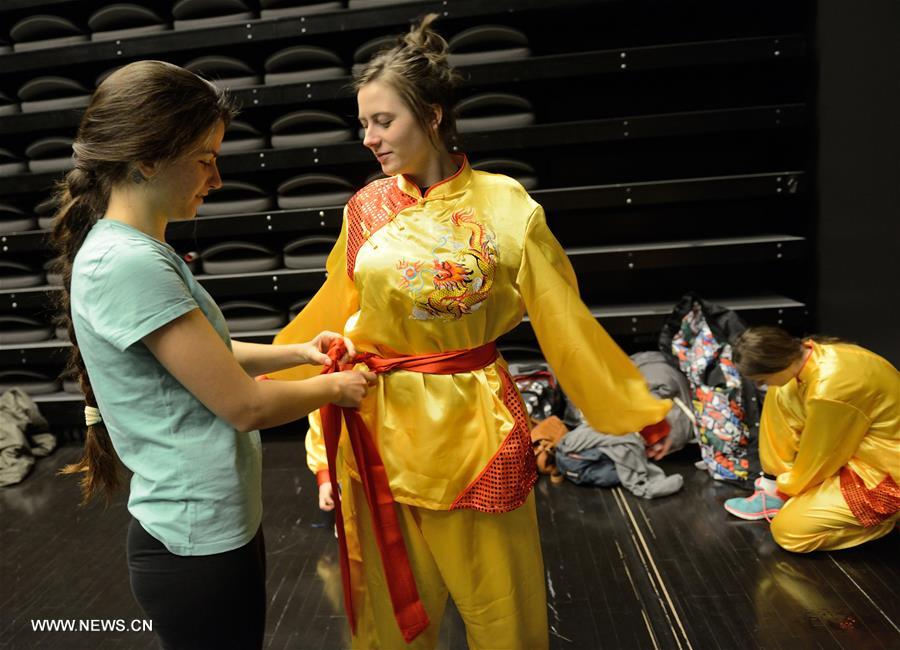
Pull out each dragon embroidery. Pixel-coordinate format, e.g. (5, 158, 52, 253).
(398, 208, 498, 321)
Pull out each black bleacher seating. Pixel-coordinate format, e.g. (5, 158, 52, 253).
(0, 0, 812, 423)
(10, 14, 87, 52)
(87, 4, 168, 42)
(447, 25, 530, 67)
(454, 92, 536, 133)
(172, 0, 254, 31)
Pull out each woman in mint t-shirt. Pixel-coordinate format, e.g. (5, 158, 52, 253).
(50, 61, 374, 650)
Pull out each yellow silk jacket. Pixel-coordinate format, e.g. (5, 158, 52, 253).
(270, 156, 670, 509)
(761, 340, 900, 497)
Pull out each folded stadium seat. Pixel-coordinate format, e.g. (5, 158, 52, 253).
(0, 370, 61, 395)
(348, 0, 427, 8)
(288, 296, 311, 319)
(219, 300, 287, 332)
(447, 25, 530, 66)
(63, 379, 82, 394)
(264, 45, 347, 85)
(196, 180, 273, 216)
(351, 34, 395, 75)
(364, 170, 388, 184)
(260, 0, 343, 19)
(471, 158, 538, 190)
(10, 15, 88, 52)
(0, 261, 45, 289)
(221, 120, 268, 153)
(60, 370, 81, 393)
(455, 93, 535, 133)
(43, 260, 62, 286)
(18, 76, 91, 113)
(26, 137, 75, 173)
(173, 0, 254, 30)
(0, 204, 35, 232)
(270, 110, 352, 148)
(56, 325, 69, 341)
(94, 66, 123, 88)
(0, 92, 19, 116)
(200, 241, 281, 274)
(283, 235, 336, 269)
(88, 3, 169, 41)
(184, 55, 262, 90)
(0, 151, 28, 177)
(0, 316, 53, 344)
(35, 198, 57, 230)
(277, 174, 354, 209)
(0, 37, 11, 55)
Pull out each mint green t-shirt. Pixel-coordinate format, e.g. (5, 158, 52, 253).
(71, 219, 262, 556)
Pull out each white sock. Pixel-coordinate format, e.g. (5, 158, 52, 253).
(759, 476, 778, 493)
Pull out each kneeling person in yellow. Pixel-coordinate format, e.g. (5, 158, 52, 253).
(727, 326, 899, 552)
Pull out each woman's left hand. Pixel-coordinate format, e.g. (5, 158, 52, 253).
(300, 331, 357, 367)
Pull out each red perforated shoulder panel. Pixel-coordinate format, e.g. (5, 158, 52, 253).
(346, 178, 418, 279)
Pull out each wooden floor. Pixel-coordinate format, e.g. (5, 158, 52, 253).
(2, 435, 898, 650)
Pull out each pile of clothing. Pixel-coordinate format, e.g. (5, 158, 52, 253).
(508, 293, 764, 496)
(509, 354, 685, 499)
(0, 388, 56, 487)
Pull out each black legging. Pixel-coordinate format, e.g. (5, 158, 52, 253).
(127, 518, 266, 650)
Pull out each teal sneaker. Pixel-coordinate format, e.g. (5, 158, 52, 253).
(724, 479, 786, 522)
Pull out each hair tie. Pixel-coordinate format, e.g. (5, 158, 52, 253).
(84, 405, 103, 427)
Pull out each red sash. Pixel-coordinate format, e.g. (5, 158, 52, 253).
(319, 340, 501, 643)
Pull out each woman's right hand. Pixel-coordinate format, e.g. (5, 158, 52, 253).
(330, 369, 377, 407)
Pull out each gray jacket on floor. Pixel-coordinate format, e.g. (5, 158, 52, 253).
(557, 424, 683, 498)
(0, 388, 56, 487)
(631, 351, 697, 454)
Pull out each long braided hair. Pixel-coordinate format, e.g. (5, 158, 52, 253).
(51, 60, 236, 505)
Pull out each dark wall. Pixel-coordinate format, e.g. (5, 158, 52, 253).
(815, 1, 900, 364)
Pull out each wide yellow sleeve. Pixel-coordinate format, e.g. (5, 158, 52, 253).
(305, 410, 327, 475)
(269, 208, 359, 381)
(776, 398, 871, 496)
(759, 389, 802, 476)
(515, 206, 671, 434)
(270, 209, 358, 475)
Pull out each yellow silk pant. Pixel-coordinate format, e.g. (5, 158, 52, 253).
(768, 473, 898, 553)
(762, 423, 898, 553)
(343, 476, 549, 650)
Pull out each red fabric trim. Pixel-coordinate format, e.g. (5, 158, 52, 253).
(450, 366, 536, 512)
(316, 469, 330, 487)
(795, 341, 814, 383)
(403, 153, 468, 198)
(639, 419, 671, 446)
(345, 178, 417, 280)
(319, 340, 505, 643)
(839, 466, 900, 528)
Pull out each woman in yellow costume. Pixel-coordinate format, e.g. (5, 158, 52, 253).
(725, 327, 899, 553)
(268, 14, 672, 649)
